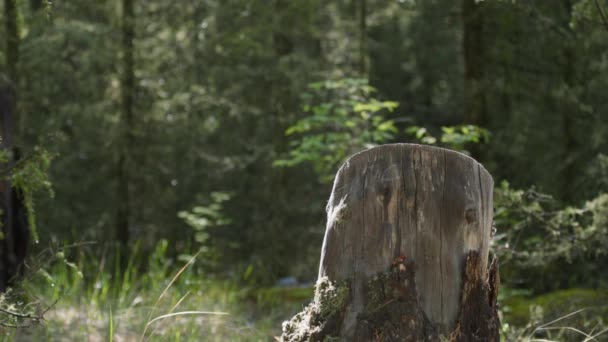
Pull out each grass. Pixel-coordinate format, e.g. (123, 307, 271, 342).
(0, 240, 308, 341)
(1, 240, 606, 341)
(500, 288, 608, 341)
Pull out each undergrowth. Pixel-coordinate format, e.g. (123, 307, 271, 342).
(0, 240, 306, 341)
(0, 240, 606, 341)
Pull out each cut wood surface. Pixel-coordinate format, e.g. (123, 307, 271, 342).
(282, 143, 498, 341)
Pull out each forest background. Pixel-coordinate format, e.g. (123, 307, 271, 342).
(1, 0, 608, 340)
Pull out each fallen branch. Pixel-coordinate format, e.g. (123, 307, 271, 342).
(0, 297, 59, 328)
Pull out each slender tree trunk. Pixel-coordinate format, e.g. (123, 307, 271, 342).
(560, 0, 577, 203)
(1, 0, 29, 292)
(462, 0, 486, 160)
(0, 80, 16, 292)
(358, 0, 367, 76)
(273, 0, 293, 56)
(117, 0, 135, 261)
(5, 0, 19, 84)
(2, 0, 18, 147)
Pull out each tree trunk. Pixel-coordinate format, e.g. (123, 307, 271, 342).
(358, 0, 367, 76)
(560, 0, 577, 203)
(5, 0, 19, 84)
(462, 0, 487, 160)
(4, 0, 19, 144)
(281, 144, 499, 341)
(0, 80, 29, 292)
(116, 0, 135, 261)
(1, 0, 29, 292)
(0, 79, 16, 292)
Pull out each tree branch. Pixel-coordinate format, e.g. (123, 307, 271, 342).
(0, 297, 59, 327)
(594, 0, 608, 31)
(0, 151, 38, 178)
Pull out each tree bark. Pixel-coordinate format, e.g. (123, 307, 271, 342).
(281, 144, 499, 341)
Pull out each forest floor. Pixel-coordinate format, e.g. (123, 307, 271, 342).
(0, 242, 606, 341)
(0, 243, 309, 342)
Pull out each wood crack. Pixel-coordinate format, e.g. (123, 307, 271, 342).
(477, 162, 485, 273)
(440, 149, 447, 326)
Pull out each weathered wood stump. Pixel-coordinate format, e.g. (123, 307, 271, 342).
(281, 144, 499, 341)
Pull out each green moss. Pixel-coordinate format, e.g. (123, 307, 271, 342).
(281, 277, 350, 341)
(355, 261, 440, 340)
(315, 277, 349, 321)
(364, 272, 390, 313)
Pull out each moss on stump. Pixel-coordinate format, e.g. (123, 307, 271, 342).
(281, 252, 500, 341)
(281, 277, 350, 342)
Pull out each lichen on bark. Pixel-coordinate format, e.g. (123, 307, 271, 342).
(281, 276, 350, 342)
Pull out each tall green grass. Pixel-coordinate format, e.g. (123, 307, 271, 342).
(0, 240, 306, 341)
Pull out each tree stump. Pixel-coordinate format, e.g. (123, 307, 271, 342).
(281, 144, 499, 341)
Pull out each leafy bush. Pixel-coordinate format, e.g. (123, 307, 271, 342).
(274, 78, 398, 182)
(494, 181, 608, 292)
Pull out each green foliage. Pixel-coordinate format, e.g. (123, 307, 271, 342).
(275, 78, 397, 182)
(500, 288, 608, 341)
(494, 182, 605, 263)
(0, 287, 36, 329)
(571, 0, 608, 29)
(178, 192, 232, 245)
(493, 181, 608, 292)
(406, 124, 491, 153)
(2, 147, 54, 243)
(178, 192, 232, 268)
(439, 125, 490, 150)
(502, 288, 608, 326)
(0, 150, 8, 165)
(9, 0, 606, 289)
